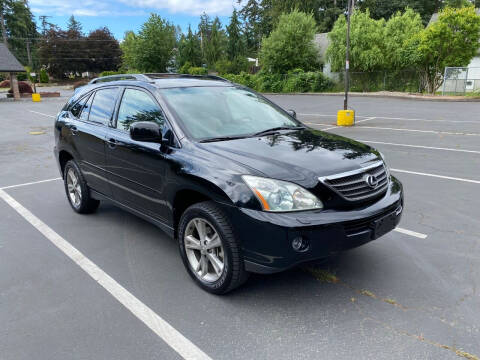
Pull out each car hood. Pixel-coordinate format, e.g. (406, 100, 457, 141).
(199, 128, 381, 188)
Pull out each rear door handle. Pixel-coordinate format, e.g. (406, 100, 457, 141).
(107, 138, 117, 149)
(66, 124, 78, 135)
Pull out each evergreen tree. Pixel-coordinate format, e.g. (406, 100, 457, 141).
(0, 0, 38, 65)
(226, 9, 244, 60)
(67, 15, 82, 36)
(204, 17, 226, 67)
(177, 25, 202, 67)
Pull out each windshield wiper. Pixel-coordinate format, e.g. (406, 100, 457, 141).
(199, 135, 249, 143)
(252, 126, 305, 137)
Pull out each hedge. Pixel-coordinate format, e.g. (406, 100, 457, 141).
(223, 70, 333, 93)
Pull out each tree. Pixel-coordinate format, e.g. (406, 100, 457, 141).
(411, 6, 480, 93)
(38, 26, 73, 78)
(263, 0, 322, 26)
(317, 0, 347, 33)
(259, 10, 319, 73)
(177, 25, 202, 67)
(327, 10, 386, 73)
(0, 0, 38, 65)
(86, 27, 121, 72)
(384, 8, 424, 69)
(226, 9, 244, 61)
(238, 0, 268, 55)
(67, 15, 82, 36)
(134, 14, 176, 72)
(204, 17, 226, 67)
(120, 31, 138, 70)
(357, 0, 441, 25)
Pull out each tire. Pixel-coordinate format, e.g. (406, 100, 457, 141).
(178, 201, 249, 294)
(63, 159, 100, 214)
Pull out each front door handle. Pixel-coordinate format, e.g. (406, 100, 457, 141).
(107, 138, 117, 149)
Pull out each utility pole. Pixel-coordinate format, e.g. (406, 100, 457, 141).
(344, 0, 352, 110)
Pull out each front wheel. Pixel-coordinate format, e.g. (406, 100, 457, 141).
(63, 160, 100, 214)
(178, 201, 248, 294)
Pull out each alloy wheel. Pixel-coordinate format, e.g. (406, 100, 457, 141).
(184, 218, 225, 282)
(66, 168, 82, 207)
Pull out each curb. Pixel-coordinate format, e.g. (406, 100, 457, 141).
(262, 92, 480, 102)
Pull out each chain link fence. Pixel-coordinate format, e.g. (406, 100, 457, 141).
(331, 70, 422, 93)
(442, 67, 480, 95)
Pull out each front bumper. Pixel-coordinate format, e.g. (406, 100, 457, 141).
(222, 176, 403, 274)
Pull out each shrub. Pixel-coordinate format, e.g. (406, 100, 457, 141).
(17, 73, 27, 81)
(187, 67, 208, 75)
(99, 70, 120, 77)
(215, 57, 249, 75)
(39, 69, 49, 83)
(0, 79, 10, 87)
(178, 62, 192, 74)
(224, 71, 333, 93)
(8, 81, 33, 94)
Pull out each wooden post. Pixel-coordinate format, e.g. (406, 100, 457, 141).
(10, 73, 20, 100)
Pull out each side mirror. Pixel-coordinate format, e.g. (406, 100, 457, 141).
(130, 121, 162, 143)
(287, 109, 297, 119)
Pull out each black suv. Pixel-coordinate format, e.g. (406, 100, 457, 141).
(54, 74, 403, 294)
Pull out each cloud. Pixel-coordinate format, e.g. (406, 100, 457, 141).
(29, 0, 239, 17)
(119, 0, 239, 15)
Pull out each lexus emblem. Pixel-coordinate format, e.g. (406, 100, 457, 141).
(364, 174, 378, 188)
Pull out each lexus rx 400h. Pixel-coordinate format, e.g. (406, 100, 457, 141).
(54, 74, 403, 294)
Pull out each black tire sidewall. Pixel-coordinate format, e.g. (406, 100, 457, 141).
(178, 205, 235, 294)
(63, 160, 92, 213)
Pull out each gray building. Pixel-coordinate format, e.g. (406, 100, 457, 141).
(0, 43, 26, 100)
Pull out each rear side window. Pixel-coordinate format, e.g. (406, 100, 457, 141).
(116, 88, 166, 131)
(88, 88, 119, 126)
(79, 94, 93, 122)
(70, 94, 90, 118)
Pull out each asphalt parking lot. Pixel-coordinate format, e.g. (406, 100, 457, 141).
(1, 93, 479, 360)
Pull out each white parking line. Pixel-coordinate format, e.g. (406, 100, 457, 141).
(357, 140, 480, 155)
(348, 126, 480, 137)
(391, 168, 480, 184)
(304, 117, 375, 130)
(394, 227, 427, 239)
(29, 110, 56, 118)
(299, 113, 478, 124)
(307, 122, 480, 136)
(356, 117, 376, 123)
(0, 177, 61, 190)
(0, 189, 212, 360)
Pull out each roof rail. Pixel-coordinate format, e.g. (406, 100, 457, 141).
(144, 73, 231, 82)
(88, 74, 152, 84)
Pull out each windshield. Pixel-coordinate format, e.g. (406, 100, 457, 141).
(160, 86, 300, 140)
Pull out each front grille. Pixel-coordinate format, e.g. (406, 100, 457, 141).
(320, 162, 388, 202)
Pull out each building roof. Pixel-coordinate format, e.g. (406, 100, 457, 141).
(0, 43, 25, 72)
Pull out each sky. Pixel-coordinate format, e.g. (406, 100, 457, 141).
(29, 0, 242, 40)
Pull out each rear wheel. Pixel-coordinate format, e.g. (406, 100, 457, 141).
(63, 160, 100, 214)
(178, 201, 248, 294)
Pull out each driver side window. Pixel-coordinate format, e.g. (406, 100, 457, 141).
(116, 88, 166, 132)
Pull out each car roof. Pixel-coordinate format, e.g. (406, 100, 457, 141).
(86, 73, 233, 90)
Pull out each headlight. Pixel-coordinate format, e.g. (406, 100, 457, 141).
(242, 175, 323, 212)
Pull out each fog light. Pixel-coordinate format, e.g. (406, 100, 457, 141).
(292, 236, 309, 252)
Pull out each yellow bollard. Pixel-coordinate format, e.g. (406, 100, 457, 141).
(32, 93, 41, 102)
(337, 110, 355, 126)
